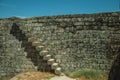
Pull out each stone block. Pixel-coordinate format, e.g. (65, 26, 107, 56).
(48, 59, 55, 65)
(36, 46, 44, 51)
(51, 63, 58, 69)
(55, 67, 61, 75)
(28, 37, 37, 42)
(32, 41, 41, 46)
(43, 55, 51, 60)
(39, 50, 48, 56)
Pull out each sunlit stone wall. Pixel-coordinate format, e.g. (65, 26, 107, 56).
(18, 12, 120, 72)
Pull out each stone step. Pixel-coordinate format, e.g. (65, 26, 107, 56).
(36, 45, 45, 51)
(24, 52, 27, 57)
(43, 54, 51, 60)
(55, 67, 61, 75)
(25, 33, 31, 38)
(48, 59, 55, 65)
(35, 66, 38, 70)
(51, 63, 58, 70)
(28, 37, 37, 42)
(39, 50, 48, 56)
(32, 41, 42, 46)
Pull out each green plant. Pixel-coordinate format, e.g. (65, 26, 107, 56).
(65, 68, 107, 79)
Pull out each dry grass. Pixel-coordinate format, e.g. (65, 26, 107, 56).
(10, 71, 55, 80)
(0, 70, 108, 80)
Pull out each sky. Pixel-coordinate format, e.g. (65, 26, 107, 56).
(0, 0, 120, 18)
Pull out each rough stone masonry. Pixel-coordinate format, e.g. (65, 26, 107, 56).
(0, 12, 120, 77)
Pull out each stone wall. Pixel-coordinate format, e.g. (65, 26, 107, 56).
(0, 19, 36, 77)
(18, 12, 120, 72)
(0, 12, 120, 77)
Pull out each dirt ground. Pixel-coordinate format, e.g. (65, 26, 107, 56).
(9, 71, 77, 80)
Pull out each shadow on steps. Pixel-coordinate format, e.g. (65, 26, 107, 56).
(10, 23, 54, 73)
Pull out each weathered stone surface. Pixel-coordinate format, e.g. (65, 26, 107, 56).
(0, 12, 120, 77)
(0, 33, 36, 77)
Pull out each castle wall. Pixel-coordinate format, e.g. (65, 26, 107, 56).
(0, 12, 120, 77)
(19, 12, 120, 72)
(0, 19, 36, 77)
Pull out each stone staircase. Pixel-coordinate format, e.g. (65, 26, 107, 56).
(10, 23, 62, 75)
(28, 36, 62, 74)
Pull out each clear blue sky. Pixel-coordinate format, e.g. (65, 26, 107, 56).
(0, 0, 120, 18)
